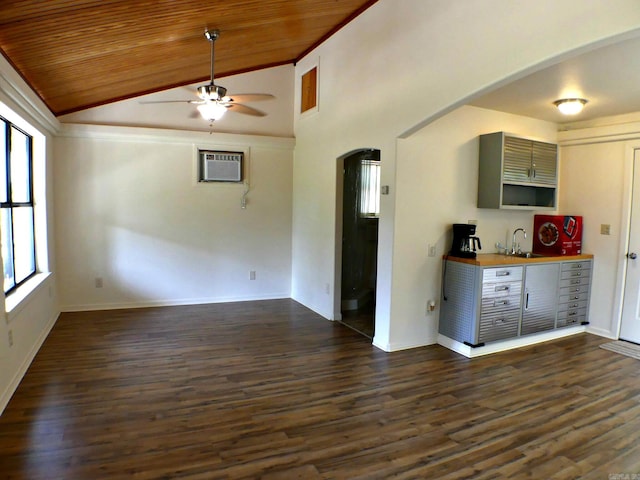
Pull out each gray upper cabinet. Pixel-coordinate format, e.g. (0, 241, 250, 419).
(478, 132, 557, 210)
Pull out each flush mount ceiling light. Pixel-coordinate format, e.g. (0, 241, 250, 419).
(553, 98, 588, 115)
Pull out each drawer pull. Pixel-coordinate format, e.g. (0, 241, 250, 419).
(572, 296, 580, 300)
(571, 303, 579, 308)
(495, 285, 510, 292)
(571, 280, 581, 285)
(573, 272, 582, 277)
(495, 271, 510, 277)
(568, 311, 578, 316)
(493, 318, 506, 325)
(573, 288, 581, 292)
(494, 299, 509, 306)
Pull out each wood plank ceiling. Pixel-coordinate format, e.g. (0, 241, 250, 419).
(0, 0, 378, 116)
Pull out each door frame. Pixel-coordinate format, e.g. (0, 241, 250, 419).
(613, 144, 640, 338)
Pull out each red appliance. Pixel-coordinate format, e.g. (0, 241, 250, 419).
(532, 215, 583, 256)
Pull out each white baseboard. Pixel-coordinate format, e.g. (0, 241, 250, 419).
(60, 293, 291, 312)
(438, 326, 587, 358)
(586, 325, 617, 339)
(372, 336, 438, 352)
(0, 311, 59, 415)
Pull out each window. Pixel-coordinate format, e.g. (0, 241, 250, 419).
(359, 159, 380, 217)
(0, 117, 36, 294)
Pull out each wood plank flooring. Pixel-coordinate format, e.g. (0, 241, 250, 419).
(0, 299, 639, 479)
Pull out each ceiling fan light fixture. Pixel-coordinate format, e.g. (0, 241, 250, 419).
(197, 84, 227, 101)
(554, 98, 588, 115)
(197, 102, 227, 121)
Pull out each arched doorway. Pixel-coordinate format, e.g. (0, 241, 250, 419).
(338, 148, 380, 338)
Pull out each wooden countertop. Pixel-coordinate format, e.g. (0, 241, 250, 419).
(445, 253, 594, 267)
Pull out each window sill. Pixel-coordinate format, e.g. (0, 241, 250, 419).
(6, 272, 52, 322)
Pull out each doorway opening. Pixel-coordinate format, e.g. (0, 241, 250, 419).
(339, 148, 380, 338)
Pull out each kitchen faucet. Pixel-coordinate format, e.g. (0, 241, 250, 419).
(512, 228, 527, 255)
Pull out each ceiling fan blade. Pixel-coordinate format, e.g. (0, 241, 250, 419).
(222, 94, 275, 103)
(225, 103, 267, 117)
(139, 100, 191, 104)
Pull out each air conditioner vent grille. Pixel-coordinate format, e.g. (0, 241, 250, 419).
(199, 149, 243, 182)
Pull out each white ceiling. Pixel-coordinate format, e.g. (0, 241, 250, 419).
(469, 34, 640, 128)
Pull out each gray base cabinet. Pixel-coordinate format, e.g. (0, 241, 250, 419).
(521, 263, 560, 335)
(439, 258, 592, 347)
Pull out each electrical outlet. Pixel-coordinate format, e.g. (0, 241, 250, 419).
(428, 244, 437, 257)
(95, 277, 103, 288)
(8, 330, 13, 347)
(249, 271, 256, 280)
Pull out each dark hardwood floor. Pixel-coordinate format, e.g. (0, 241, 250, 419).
(0, 299, 639, 479)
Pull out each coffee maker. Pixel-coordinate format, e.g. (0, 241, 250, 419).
(449, 224, 482, 258)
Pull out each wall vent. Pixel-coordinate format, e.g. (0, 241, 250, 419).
(199, 150, 243, 182)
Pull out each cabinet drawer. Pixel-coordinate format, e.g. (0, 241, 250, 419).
(558, 299, 589, 313)
(561, 260, 592, 272)
(481, 295, 522, 314)
(560, 268, 591, 281)
(481, 281, 522, 299)
(557, 308, 587, 327)
(559, 292, 590, 304)
(559, 276, 590, 288)
(559, 284, 589, 297)
(482, 266, 523, 282)
(557, 307, 587, 323)
(479, 313, 520, 343)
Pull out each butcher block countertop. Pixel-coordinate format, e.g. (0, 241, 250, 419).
(446, 253, 594, 267)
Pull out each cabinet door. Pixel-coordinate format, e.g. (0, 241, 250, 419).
(503, 136, 532, 183)
(531, 141, 557, 185)
(521, 263, 560, 335)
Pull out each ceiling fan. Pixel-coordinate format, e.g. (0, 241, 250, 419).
(141, 29, 274, 122)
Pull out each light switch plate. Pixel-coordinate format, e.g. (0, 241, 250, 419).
(600, 224, 611, 235)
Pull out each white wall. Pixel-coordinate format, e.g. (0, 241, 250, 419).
(54, 125, 294, 311)
(558, 134, 634, 338)
(292, 0, 640, 351)
(0, 55, 60, 414)
(59, 65, 295, 138)
(391, 106, 557, 350)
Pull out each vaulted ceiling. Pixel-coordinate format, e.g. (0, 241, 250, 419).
(0, 0, 377, 116)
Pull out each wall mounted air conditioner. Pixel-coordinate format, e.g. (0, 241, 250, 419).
(199, 150, 243, 182)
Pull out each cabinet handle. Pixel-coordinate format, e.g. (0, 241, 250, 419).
(573, 288, 581, 292)
(525, 292, 529, 310)
(496, 271, 510, 277)
(571, 280, 581, 285)
(571, 303, 579, 308)
(573, 272, 582, 277)
(493, 318, 506, 325)
(572, 296, 580, 300)
(494, 299, 509, 306)
(495, 285, 510, 292)
(568, 311, 577, 316)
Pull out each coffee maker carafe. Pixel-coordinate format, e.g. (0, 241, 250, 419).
(450, 224, 482, 258)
